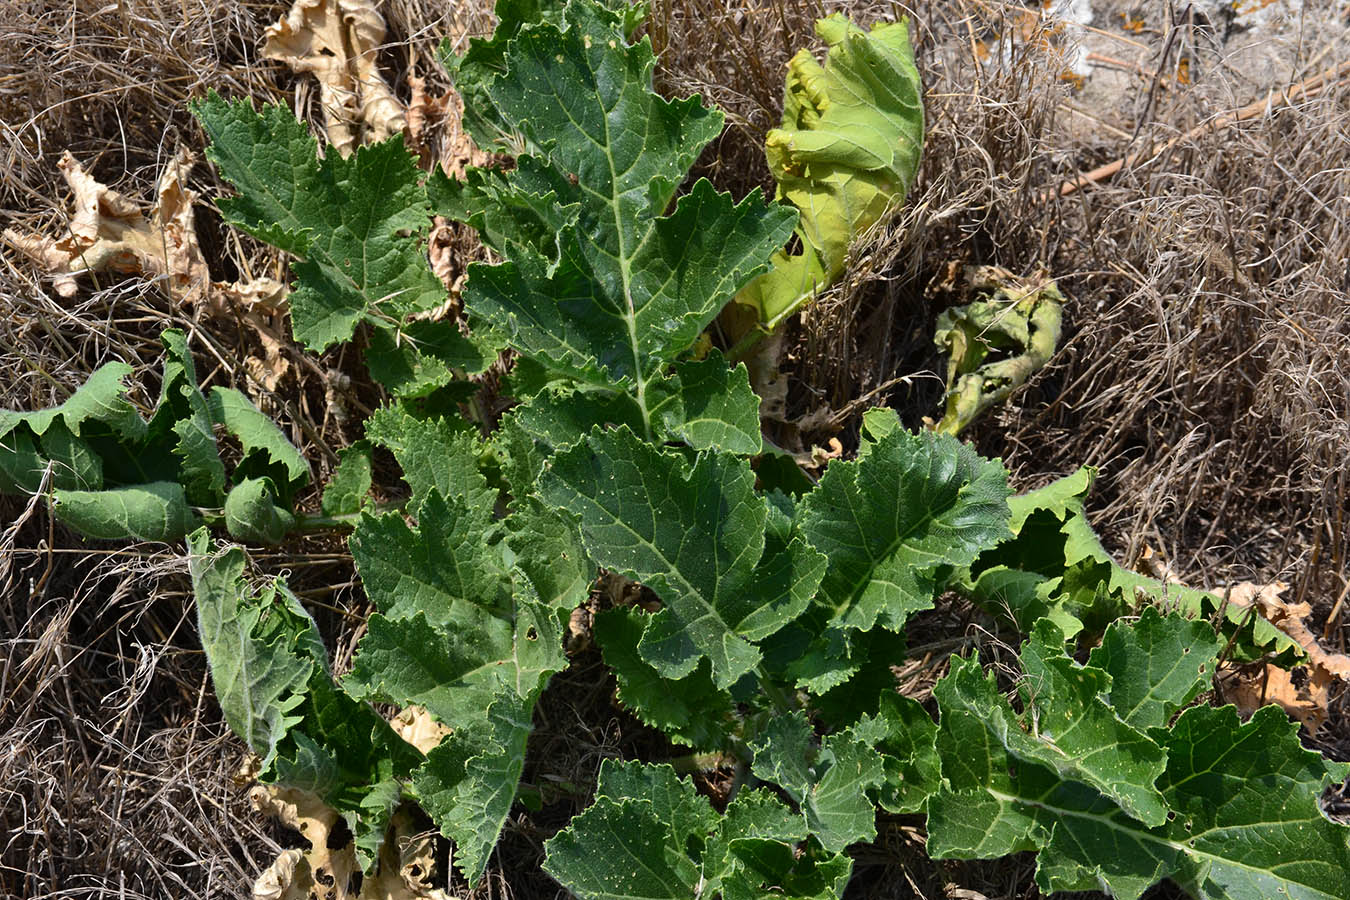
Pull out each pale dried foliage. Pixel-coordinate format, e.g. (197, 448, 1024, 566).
(263, 0, 407, 156)
(3, 0, 1350, 898)
(1219, 580, 1350, 733)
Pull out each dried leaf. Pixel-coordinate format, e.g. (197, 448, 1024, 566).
(566, 605, 593, 655)
(250, 783, 451, 900)
(250, 783, 360, 900)
(358, 806, 453, 900)
(1228, 581, 1350, 678)
(425, 218, 459, 294)
(1222, 580, 1350, 732)
(254, 849, 305, 900)
(3, 150, 207, 301)
(3, 153, 294, 393)
(1219, 663, 1333, 733)
(406, 75, 490, 180)
(263, 0, 406, 157)
(219, 278, 294, 394)
(390, 705, 452, 755)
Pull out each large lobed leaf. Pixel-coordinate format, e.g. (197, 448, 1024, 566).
(749, 710, 885, 852)
(927, 610, 1350, 900)
(544, 760, 852, 900)
(344, 414, 576, 882)
(798, 416, 1011, 635)
(541, 426, 818, 688)
(436, 0, 796, 429)
(193, 94, 446, 352)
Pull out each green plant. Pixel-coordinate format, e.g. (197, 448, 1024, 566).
(0, 330, 308, 542)
(4, 1, 1347, 897)
(930, 265, 1064, 435)
(728, 12, 925, 348)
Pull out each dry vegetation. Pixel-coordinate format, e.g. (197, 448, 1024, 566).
(2, 0, 1349, 897)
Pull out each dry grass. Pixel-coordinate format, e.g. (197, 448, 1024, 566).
(2, 0, 1349, 897)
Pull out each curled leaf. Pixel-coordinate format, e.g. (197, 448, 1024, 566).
(263, 0, 406, 157)
(53, 481, 201, 542)
(225, 477, 297, 545)
(932, 265, 1064, 435)
(733, 13, 924, 334)
(250, 784, 359, 900)
(1220, 581, 1350, 732)
(2, 149, 207, 300)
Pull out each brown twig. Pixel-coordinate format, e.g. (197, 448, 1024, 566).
(1049, 60, 1350, 200)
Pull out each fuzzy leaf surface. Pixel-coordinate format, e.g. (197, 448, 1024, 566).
(798, 426, 1011, 634)
(187, 530, 317, 767)
(192, 94, 445, 350)
(0, 363, 142, 443)
(544, 761, 848, 900)
(929, 695, 1350, 900)
(348, 595, 566, 882)
(440, 1, 795, 394)
(223, 477, 296, 545)
(542, 427, 810, 687)
(364, 319, 500, 397)
(1087, 605, 1222, 731)
(413, 689, 538, 883)
(54, 481, 201, 541)
(150, 329, 225, 505)
(973, 467, 1292, 655)
(750, 711, 885, 852)
(208, 386, 309, 492)
(320, 441, 372, 516)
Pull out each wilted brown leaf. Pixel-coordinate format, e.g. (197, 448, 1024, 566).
(249, 783, 451, 900)
(3, 149, 207, 301)
(391, 705, 451, 755)
(360, 806, 452, 900)
(1227, 581, 1350, 679)
(250, 784, 360, 900)
(263, 0, 406, 157)
(254, 849, 306, 900)
(4, 153, 293, 394)
(405, 74, 491, 179)
(1219, 663, 1335, 733)
(221, 277, 293, 394)
(1220, 580, 1350, 733)
(566, 605, 593, 655)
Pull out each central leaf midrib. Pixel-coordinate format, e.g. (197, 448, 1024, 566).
(597, 83, 649, 432)
(835, 464, 951, 605)
(987, 786, 1339, 896)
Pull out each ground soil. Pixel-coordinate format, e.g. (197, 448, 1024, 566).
(2, 1, 1349, 898)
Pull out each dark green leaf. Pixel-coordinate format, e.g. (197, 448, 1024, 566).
(321, 441, 373, 517)
(799, 426, 1011, 634)
(192, 95, 446, 350)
